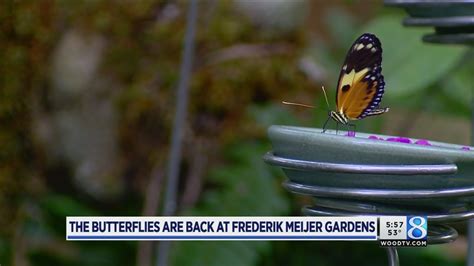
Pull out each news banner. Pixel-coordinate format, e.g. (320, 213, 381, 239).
(66, 216, 427, 247)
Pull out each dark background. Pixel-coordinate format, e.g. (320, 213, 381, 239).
(1, 1, 472, 265)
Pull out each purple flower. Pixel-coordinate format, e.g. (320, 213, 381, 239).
(368, 135, 380, 140)
(415, 139, 431, 146)
(386, 137, 412, 144)
(397, 137, 412, 143)
(345, 131, 356, 137)
(462, 146, 471, 151)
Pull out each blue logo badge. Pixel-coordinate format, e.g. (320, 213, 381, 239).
(406, 216, 427, 240)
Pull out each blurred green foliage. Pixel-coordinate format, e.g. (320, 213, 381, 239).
(0, 1, 471, 266)
(0, 0, 56, 237)
(171, 142, 289, 266)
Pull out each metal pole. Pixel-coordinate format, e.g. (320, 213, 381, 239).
(467, 97, 474, 266)
(386, 247, 400, 266)
(156, 1, 198, 265)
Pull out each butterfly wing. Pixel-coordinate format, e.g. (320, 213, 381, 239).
(335, 33, 388, 120)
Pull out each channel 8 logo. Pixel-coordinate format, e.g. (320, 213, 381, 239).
(406, 216, 427, 240)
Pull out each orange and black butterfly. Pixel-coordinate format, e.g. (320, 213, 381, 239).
(323, 33, 389, 131)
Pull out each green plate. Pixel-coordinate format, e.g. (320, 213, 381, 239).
(268, 125, 474, 190)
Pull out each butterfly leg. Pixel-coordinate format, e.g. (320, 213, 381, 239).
(336, 123, 339, 135)
(322, 116, 331, 133)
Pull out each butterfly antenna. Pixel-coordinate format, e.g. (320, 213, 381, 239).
(282, 101, 315, 108)
(321, 86, 330, 111)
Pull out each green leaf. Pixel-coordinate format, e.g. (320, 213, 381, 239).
(360, 15, 467, 97)
(440, 50, 474, 109)
(41, 194, 98, 217)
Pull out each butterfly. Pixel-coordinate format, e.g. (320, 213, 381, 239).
(322, 33, 389, 132)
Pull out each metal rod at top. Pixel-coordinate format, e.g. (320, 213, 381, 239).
(263, 152, 458, 175)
